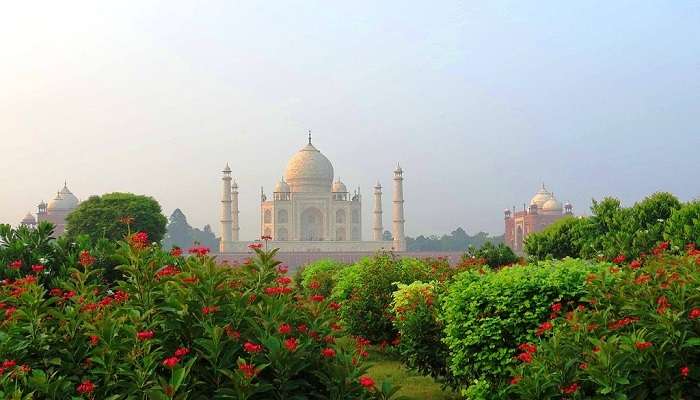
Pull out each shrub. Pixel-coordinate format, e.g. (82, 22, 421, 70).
(524, 216, 588, 261)
(664, 200, 700, 250)
(0, 228, 397, 399)
(463, 242, 520, 268)
(510, 245, 700, 399)
(441, 258, 604, 397)
(300, 259, 347, 297)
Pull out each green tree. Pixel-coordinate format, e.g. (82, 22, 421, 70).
(162, 209, 218, 251)
(524, 216, 589, 261)
(65, 192, 167, 243)
(464, 242, 520, 268)
(664, 200, 700, 249)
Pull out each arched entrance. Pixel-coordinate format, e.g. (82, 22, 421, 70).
(301, 207, 324, 241)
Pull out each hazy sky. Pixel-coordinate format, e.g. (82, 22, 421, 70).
(1, 1, 698, 239)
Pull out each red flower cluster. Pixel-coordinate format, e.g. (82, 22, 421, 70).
(284, 337, 298, 352)
(518, 343, 537, 354)
(321, 347, 336, 358)
(358, 375, 375, 389)
(510, 375, 522, 385)
(635, 341, 652, 350)
(156, 265, 181, 279)
(8, 260, 22, 270)
(239, 362, 258, 378)
(261, 235, 272, 240)
(265, 286, 292, 296)
(653, 241, 669, 256)
(309, 281, 321, 290)
(202, 305, 220, 315)
(130, 231, 150, 249)
(689, 308, 700, 319)
(634, 274, 651, 285)
(248, 243, 263, 250)
(311, 294, 325, 302)
(174, 347, 190, 357)
(79, 250, 95, 268)
(276, 276, 292, 285)
(31, 264, 45, 273)
(608, 316, 639, 330)
(76, 379, 95, 394)
(657, 296, 671, 314)
(516, 352, 533, 363)
(137, 330, 155, 341)
(550, 303, 562, 313)
(278, 323, 292, 335)
(187, 246, 210, 256)
(89, 335, 99, 346)
(561, 382, 579, 394)
(613, 254, 626, 264)
(535, 321, 553, 336)
(329, 301, 341, 311)
(162, 356, 180, 369)
(170, 247, 183, 257)
(681, 365, 690, 378)
(630, 259, 642, 270)
(243, 342, 263, 353)
(277, 265, 289, 274)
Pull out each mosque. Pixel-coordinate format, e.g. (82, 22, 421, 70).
(20, 183, 80, 236)
(219, 135, 406, 253)
(503, 184, 573, 253)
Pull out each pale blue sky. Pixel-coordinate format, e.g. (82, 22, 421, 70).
(1, 1, 698, 239)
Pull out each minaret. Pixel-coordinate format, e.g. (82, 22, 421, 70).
(392, 164, 406, 251)
(373, 181, 383, 241)
(232, 180, 240, 241)
(220, 164, 233, 253)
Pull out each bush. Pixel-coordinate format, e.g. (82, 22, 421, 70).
(463, 242, 520, 268)
(441, 258, 604, 396)
(510, 244, 700, 399)
(664, 200, 700, 250)
(524, 217, 588, 261)
(300, 259, 347, 297)
(333, 253, 450, 343)
(0, 228, 397, 399)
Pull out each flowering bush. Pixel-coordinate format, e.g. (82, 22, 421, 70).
(441, 258, 604, 397)
(0, 227, 396, 399)
(299, 259, 347, 297)
(509, 245, 700, 399)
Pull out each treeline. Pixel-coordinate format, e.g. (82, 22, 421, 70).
(162, 208, 218, 252)
(406, 227, 504, 252)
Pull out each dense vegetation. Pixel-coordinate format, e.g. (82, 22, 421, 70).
(162, 209, 218, 252)
(406, 228, 504, 252)
(65, 192, 167, 244)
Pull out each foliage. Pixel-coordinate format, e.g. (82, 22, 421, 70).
(0, 226, 397, 399)
(407, 228, 504, 252)
(524, 217, 588, 261)
(441, 259, 604, 397)
(300, 259, 347, 297)
(462, 242, 520, 269)
(162, 208, 218, 253)
(664, 200, 700, 250)
(391, 281, 456, 389)
(66, 192, 168, 244)
(510, 245, 700, 399)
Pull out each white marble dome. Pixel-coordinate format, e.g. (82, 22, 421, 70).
(47, 185, 79, 211)
(542, 198, 563, 211)
(284, 142, 334, 192)
(530, 184, 553, 208)
(332, 179, 347, 193)
(274, 178, 290, 193)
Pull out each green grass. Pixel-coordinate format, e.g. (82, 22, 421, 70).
(366, 354, 459, 400)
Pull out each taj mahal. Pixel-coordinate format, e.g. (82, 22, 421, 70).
(219, 134, 406, 254)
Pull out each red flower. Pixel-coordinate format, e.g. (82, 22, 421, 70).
(277, 265, 288, 274)
(174, 347, 190, 357)
(561, 383, 579, 395)
(276, 276, 292, 286)
(278, 323, 292, 335)
(79, 250, 95, 268)
(516, 352, 533, 363)
(202, 305, 220, 315)
(114, 290, 129, 302)
(8, 260, 22, 270)
(681, 365, 690, 378)
(187, 246, 210, 256)
(243, 342, 263, 353)
(284, 337, 298, 352)
(629, 259, 642, 270)
(579, 362, 588, 370)
(4, 307, 17, 319)
(261, 235, 272, 240)
(162, 356, 180, 369)
(156, 265, 181, 279)
(170, 247, 183, 257)
(89, 335, 99, 346)
(612, 254, 626, 264)
(635, 341, 652, 350)
(225, 325, 241, 340)
(130, 231, 149, 249)
(329, 302, 341, 311)
(535, 321, 553, 336)
(248, 243, 263, 250)
(608, 316, 640, 330)
(309, 281, 321, 290)
(550, 302, 562, 313)
(359, 375, 375, 389)
(76, 379, 95, 394)
(31, 264, 45, 273)
(311, 294, 325, 302)
(50, 288, 63, 297)
(321, 347, 336, 358)
(634, 274, 651, 285)
(297, 324, 308, 333)
(63, 290, 76, 299)
(518, 343, 537, 354)
(657, 296, 671, 314)
(2, 360, 16, 368)
(239, 362, 258, 378)
(690, 308, 700, 320)
(510, 375, 522, 385)
(182, 276, 198, 285)
(137, 330, 155, 341)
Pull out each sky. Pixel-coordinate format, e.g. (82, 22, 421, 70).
(1, 1, 699, 239)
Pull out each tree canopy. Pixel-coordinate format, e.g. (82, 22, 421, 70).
(65, 192, 167, 243)
(162, 208, 218, 251)
(406, 227, 503, 252)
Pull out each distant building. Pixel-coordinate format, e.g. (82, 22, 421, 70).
(504, 184, 573, 253)
(24, 183, 80, 236)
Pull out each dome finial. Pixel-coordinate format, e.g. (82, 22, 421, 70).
(308, 129, 312, 144)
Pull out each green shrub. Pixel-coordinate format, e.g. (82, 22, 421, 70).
(463, 242, 520, 268)
(524, 216, 588, 261)
(664, 200, 700, 250)
(510, 244, 700, 399)
(300, 259, 347, 297)
(441, 258, 604, 396)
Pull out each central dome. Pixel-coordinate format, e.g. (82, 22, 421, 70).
(284, 142, 334, 192)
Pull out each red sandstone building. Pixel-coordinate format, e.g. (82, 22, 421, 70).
(504, 184, 573, 254)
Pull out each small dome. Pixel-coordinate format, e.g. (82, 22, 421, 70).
(284, 141, 334, 192)
(332, 179, 347, 193)
(530, 184, 553, 208)
(21, 212, 36, 225)
(274, 178, 290, 193)
(542, 198, 563, 211)
(47, 184, 79, 211)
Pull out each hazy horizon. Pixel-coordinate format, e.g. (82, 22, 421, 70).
(1, 1, 699, 240)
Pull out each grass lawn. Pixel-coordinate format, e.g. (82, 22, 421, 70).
(366, 354, 459, 400)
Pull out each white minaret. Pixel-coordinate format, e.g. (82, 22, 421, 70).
(373, 181, 383, 241)
(392, 164, 406, 251)
(220, 164, 233, 253)
(232, 180, 240, 241)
